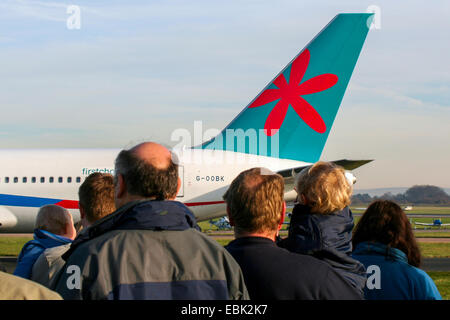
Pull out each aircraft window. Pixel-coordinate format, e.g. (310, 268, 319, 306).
(40, 177, 45, 183)
(67, 177, 72, 183)
(49, 177, 54, 183)
(76, 177, 81, 183)
(23, 177, 27, 183)
(32, 177, 36, 183)
(14, 177, 18, 183)
(58, 177, 63, 183)
(5, 177, 9, 183)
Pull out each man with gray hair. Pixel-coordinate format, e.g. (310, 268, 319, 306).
(13, 204, 76, 279)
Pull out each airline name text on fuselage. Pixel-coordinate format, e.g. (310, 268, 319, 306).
(82, 168, 115, 176)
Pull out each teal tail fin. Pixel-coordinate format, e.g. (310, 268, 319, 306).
(197, 13, 373, 162)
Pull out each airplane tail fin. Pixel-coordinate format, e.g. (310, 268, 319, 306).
(197, 13, 373, 162)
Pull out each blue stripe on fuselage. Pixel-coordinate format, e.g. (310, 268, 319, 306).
(0, 194, 60, 208)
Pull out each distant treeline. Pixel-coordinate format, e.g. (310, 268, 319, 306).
(352, 185, 450, 205)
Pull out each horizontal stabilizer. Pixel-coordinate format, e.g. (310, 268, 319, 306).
(277, 159, 373, 179)
(277, 159, 373, 193)
(331, 159, 373, 171)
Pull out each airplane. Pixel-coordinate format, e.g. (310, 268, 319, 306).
(413, 218, 450, 228)
(0, 13, 374, 233)
(208, 217, 232, 231)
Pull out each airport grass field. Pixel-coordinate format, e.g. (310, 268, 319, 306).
(1, 235, 449, 259)
(351, 206, 450, 215)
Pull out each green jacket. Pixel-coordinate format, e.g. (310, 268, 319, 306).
(54, 200, 248, 300)
(0, 271, 62, 300)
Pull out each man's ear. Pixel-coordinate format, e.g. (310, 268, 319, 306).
(79, 205, 86, 220)
(168, 178, 182, 200)
(65, 214, 77, 240)
(226, 206, 235, 226)
(278, 201, 286, 231)
(176, 177, 182, 197)
(115, 174, 127, 199)
(301, 193, 308, 205)
(79, 205, 89, 229)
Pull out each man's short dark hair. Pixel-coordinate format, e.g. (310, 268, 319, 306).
(223, 167, 284, 234)
(114, 149, 179, 200)
(78, 173, 116, 224)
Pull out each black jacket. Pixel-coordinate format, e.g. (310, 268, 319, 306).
(278, 204, 366, 295)
(226, 236, 363, 300)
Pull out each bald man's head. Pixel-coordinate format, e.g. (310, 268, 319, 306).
(114, 142, 179, 205)
(130, 142, 172, 170)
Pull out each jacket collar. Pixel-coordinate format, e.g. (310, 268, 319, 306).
(114, 200, 200, 231)
(352, 241, 408, 264)
(33, 229, 72, 247)
(63, 199, 199, 261)
(228, 236, 276, 247)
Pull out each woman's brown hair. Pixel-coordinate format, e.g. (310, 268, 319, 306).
(352, 200, 422, 267)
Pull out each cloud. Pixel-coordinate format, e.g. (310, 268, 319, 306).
(0, 0, 68, 22)
(349, 84, 450, 112)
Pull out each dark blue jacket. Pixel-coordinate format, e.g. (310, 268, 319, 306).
(14, 229, 72, 279)
(278, 204, 366, 295)
(352, 241, 442, 300)
(226, 236, 363, 300)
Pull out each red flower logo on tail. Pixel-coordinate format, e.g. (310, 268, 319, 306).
(248, 49, 338, 136)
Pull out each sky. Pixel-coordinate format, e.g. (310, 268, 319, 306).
(0, 0, 449, 190)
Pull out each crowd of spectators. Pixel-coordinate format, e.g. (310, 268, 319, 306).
(0, 141, 441, 300)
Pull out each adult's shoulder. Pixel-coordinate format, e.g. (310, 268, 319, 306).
(176, 229, 244, 271)
(184, 228, 235, 255)
(0, 271, 62, 300)
(279, 246, 330, 267)
(277, 246, 355, 280)
(62, 229, 124, 268)
(43, 243, 72, 260)
(408, 266, 435, 285)
(19, 239, 46, 255)
(275, 245, 363, 299)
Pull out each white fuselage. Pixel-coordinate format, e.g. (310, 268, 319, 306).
(0, 148, 307, 233)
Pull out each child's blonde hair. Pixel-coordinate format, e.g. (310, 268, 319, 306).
(295, 161, 352, 214)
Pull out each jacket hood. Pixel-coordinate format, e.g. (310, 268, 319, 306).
(114, 200, 199, 231)
(278, 204, 366, 293)
(19, 229, 72, 257)
(284, 204, 354, 254)
(33, 229, 73, 248)
(63, 200, 200, 261)
(352, 241, 408, 264)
